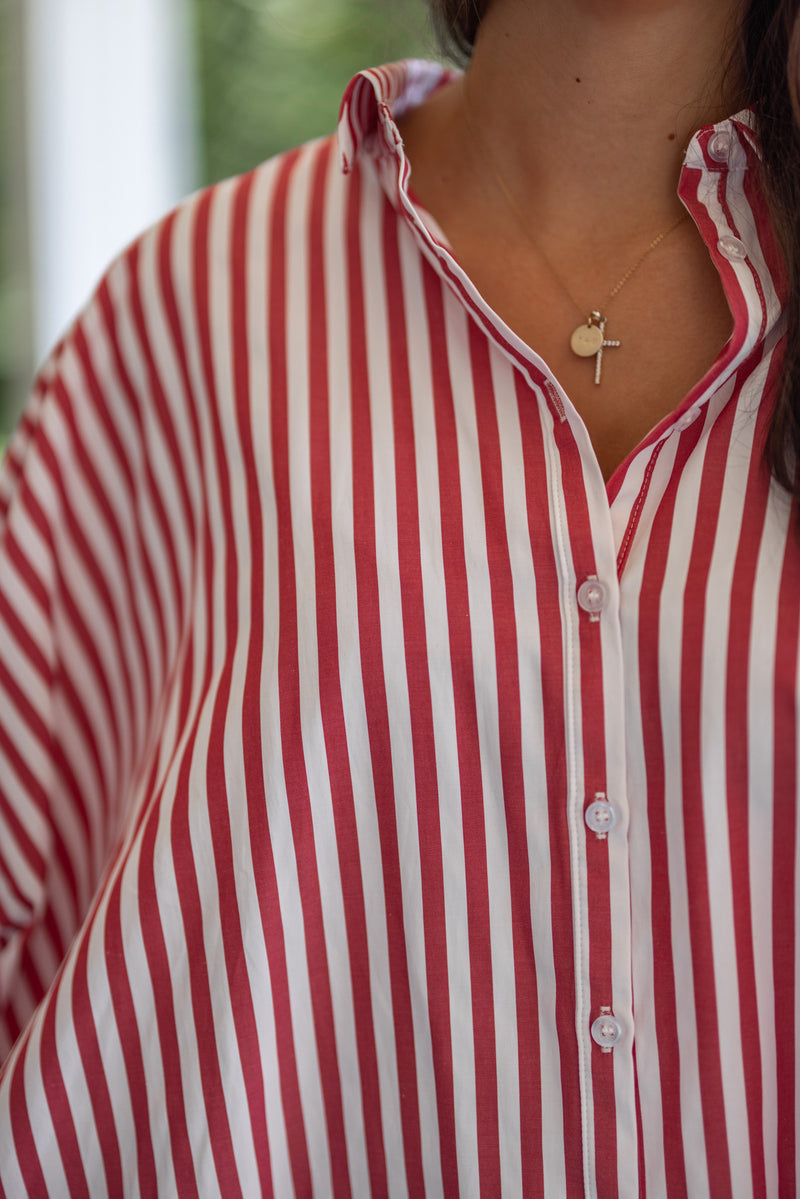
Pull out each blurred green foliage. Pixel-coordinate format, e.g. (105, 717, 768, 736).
(0, 0, 439, 442)
(193, 0, 438, 184)
(0, 2, 31, 444)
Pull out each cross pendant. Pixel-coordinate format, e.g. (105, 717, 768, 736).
(592, 315, 621, 386)
(569, 310, 622, 384)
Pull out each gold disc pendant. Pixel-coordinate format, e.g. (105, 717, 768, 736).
(570, 320, 604, 358)
(569, 311, 621, 385)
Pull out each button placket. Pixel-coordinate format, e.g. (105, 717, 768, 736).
(554, 485, 636, 1174)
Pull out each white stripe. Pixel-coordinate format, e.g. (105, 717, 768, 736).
(360, 153, 447, 1197)
(238, 136, 298, 1199)
(409, 254, 479, 1194)
(292, 142, 374, 1198)
(325, 144, 415, 1198)
(448, 288, 525, 1197)
(22, 999, 70, 1196)
(657, 418, 712, 1198)
(749, 478, 791, 1195)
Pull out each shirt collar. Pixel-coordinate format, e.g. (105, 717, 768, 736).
(338, 60, 453, 174)
(680, 109, 787, 312)
(338, 60, 763, 175)
(337, 62, 771, 253)
(337, 61, 786, 380)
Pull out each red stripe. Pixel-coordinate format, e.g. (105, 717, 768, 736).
(0, 398, 46, 524)
(0, 719, 50, 858)
(307, 141, 390, 1196)
(469, 327, 545, 1197)
(678, 397, 738, 1193)
(4, 521, 52, 618)
(722, 352, 781, 1198)
(423, 265, 502, 1195)
(715, 160, 770, 339)
(124, 239, 195, 616)
(0, 1010, 21, 1061)
(269, 147, 353, 1199)
(233, 166, 314, 1196)
(38, 982, 91, 1198)
(555, 421, 617, 1190)
(8, 1059, 49, 1197)
(633, 1055, 647, 1199)
(97, 270, 182, 681)
(613, 440, 667, 567)
(199, 167, 274, 1192)
(740, 154, 788, 304)
(772, 501, 800, 1195)
(70, 319, 157, 717)
(52, 693, 103, 927)
(212, 164, 278, 1193)
(0, 587, 51, 689)
(153, 210, 205, 739)
(380, 196, 460, 1192)
(169, 182, 243, 1199)
(36, 430, 125, 789)
(515, 372, 583, 1197)
(0, 853, 40, 929)
(15, 951, 50, 1042)
(69, 927, 124, 1196)
(114, 205, 207, 1191)
(635, 432, 699, 1199)
(679, 167, 756, 358)
(93, 209, 208, 1174)
(392, 186, 558, 422)
(136, 788, 200, 1197)
(102, 847, 159, 1194)
(346, 160, 426, 1192)
(50, 374, 144, 808)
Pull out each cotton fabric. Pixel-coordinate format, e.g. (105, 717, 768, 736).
(0, 60, 796, 1197)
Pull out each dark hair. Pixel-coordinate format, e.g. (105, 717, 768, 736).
(739, 1, 800, 493)
(428, 0, 488, 60)
(429, 0, 800, 499)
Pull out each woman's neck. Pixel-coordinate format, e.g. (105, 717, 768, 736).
(460, 0, 743, 242)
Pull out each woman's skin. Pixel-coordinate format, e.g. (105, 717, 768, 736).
(397, 0, 744, 479)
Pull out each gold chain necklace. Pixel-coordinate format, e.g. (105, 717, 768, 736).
(461, 80, 687, 385)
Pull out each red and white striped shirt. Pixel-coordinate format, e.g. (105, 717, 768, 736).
(0, 59, 796, 1197)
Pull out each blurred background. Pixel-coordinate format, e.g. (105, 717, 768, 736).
(0, 0, 440, 444)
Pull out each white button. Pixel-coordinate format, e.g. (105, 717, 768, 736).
(718, 235, 747, 262)
(675, 406, 700, 432)
(708, 130, 732, 162)
(585, 798, 617, 837)
(577, 577, 608, 617)
(591, 1014, 623, 1052)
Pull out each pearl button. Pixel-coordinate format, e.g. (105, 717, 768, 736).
(708, 130, 732, 162)
(591, 1014, 623, 1051)
(718, 235, 747, 262)
(675, 406, 700, 432)
(577, 577, 608, 617)
(585, 798, 617, 838)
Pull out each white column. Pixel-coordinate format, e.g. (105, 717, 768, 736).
(24, 0, 198, 360)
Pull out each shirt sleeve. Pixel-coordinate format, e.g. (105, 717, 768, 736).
(0, 372, 60, 1053)
(0, 236, 175, 1063)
